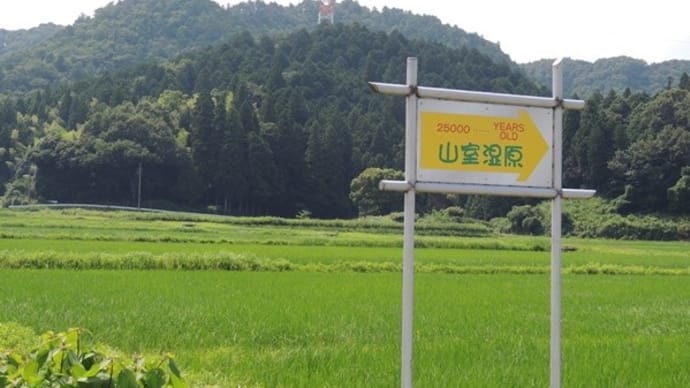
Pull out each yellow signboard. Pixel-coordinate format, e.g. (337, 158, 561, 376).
(417, 99, 553, 187)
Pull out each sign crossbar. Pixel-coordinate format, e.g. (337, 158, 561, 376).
(368, 82, 585, 110)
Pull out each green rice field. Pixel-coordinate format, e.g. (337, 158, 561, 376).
(1, 208, 689, 386)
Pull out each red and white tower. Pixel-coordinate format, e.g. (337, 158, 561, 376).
(317, 0, 335, 24)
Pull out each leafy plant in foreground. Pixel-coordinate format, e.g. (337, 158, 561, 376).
(0, 328, 186, 387)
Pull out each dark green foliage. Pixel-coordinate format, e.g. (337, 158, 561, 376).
(608, 126, 690, 213)
(559, 87, 690, 215)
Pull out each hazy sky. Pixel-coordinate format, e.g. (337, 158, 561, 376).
(1, 0, 689, 64)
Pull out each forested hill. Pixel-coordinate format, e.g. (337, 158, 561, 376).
(0, 24, 64, 60)
(521, 56, 690, 97)
(1, 24, 540, 217)
(0, 0, 508, 94)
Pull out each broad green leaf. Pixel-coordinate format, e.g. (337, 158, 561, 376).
(116, 369, 138, 388)
(65, 328, 80, 350)
(83, 358, 108, 378)
(143, 368, 166, 388)
(167, 358, 182, 378)
(169, 371, 188, 388)
(33, 347, 50, 368)
(48, 348, 64, 372)
(71, 362, 87, 378)
(22, 359, 42, 385)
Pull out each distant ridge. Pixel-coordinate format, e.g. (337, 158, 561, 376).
(521, 56, 690, 96)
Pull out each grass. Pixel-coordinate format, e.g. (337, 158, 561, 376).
(1, 271, 689, 386)
(1, 208, 689, 386)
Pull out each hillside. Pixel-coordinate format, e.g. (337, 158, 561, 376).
(1, 1, 688, 222)
(0, 23, 540, 217)
(0, 24, 63, 60)
(0, 0, 508, 94)
(521, 56, 690, 97)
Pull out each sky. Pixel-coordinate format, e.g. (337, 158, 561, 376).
(1, 0, 689, 64)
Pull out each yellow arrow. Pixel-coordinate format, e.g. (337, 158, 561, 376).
(419, 110, 549, 182)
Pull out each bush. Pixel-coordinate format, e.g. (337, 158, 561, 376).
(678, 223, 690, 240)
(507, 205, 544, 235)
(442, 206, 465, 220)
(0, 328, 186, 387)
(595, 217, 679, 240)
(489, 217, 512, 234)
(388, 211, 405, 223)
(349, 167, 404, 216)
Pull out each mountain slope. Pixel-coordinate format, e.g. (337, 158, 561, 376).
(0, 24, 63, 60)
(522, 56, 690, 97)
(0, 0, 509, 94)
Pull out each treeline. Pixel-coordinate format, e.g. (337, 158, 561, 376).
(0, 24, 539, 217)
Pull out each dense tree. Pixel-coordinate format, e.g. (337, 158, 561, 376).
(220, 106, 248, 214)
(349, 167, 403, 216)
(609, 127, 690, 213)
(190, 89, 218, 197)
(304, 112, 353, 218)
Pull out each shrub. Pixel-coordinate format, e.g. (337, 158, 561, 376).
(349, 167, 404, 216)
(488, 217, 512, 234)
(0, 328, 186, 387)
(507, 205, 544, 235)
(442, 206, 465, 220)
(0, 322, 36, 351)
(678, 223, 690, 240)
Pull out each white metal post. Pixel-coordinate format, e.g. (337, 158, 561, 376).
(550, 59, 564, 388)
(401, 57, 418, 388)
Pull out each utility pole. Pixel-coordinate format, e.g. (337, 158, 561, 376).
(137, 159, 142, 209)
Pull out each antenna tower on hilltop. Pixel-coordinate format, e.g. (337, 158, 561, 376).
(317, 0, 335, 24)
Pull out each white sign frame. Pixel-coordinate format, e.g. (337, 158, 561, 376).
(370, 58, 592, 388)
